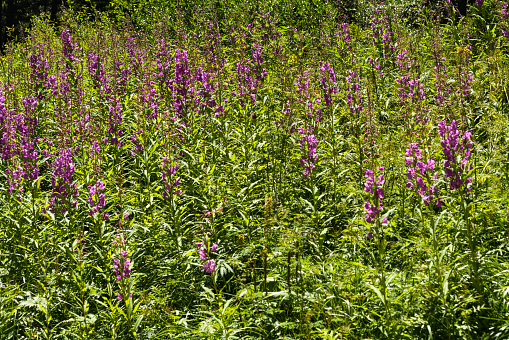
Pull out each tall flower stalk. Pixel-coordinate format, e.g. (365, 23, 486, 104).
(363, 166, 390, 320)
(438, 120, 481, 294)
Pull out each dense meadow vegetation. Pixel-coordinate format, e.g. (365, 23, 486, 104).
(2, 0, 509, 338)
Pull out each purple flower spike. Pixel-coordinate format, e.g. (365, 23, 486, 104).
(88, 180, 105, 216)
(44, 148, 79, 214)
(113, 250, 131, 286)
(161, 157, 181, 199)
(299, 131, 318, 179)
(202, 259, 216, 274)
(404, 142, 441, 207)
(363, 168, 385, 224)
(439, 120, 473, 192)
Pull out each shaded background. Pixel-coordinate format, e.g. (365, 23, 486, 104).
(0, 0, 476, 52)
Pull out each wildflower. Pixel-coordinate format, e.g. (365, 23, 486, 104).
(438, 120, 473, 192)
(319, 61, 337, 107)
(45, 148, 78, 214)
(346, 70, 362, 114)
(299, 132, 318, 179)
(405, 143, 441, 207)
(173, 49, 191, 117)
(161, 157, 181, 199)
(202, 259, 216, 274)
(30, 44, 49, 90)
(131, 129, 144, 155)
(196, 228, 218, 274)
(88, 181, 105, 216)
(432, 41, 450, 104)
(364, 167, 385, 224)
(107, 99, 124, 148)
(113, 251, 131, 284)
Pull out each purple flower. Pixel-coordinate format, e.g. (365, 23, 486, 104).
(87, 53, 109, 91)
(439, 120, 473, 192)
(161, 157, 181, 199)
(88, 180, 105, 216)
(319, 61, 337, 107)
(45, 148, 78, 214)
(198, 248, 208, 260)
(346, 70, 362, 114)
(299, 132, 318, 179)
(405, 142, 441, 206)
(30, 44, 49, 90)
(107, 98, 124, 148)
(173, 49, 191, 117)
(364, 168, 385, 224)
(196, 230, 218, 274)
(113, 251, 131, 284)
(233, 57, 262, 109)
(202, 259, 216, 274)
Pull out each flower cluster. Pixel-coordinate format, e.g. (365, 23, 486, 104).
(252, 44, 268, 82)
(87, 53, 109, 91)
(298, 131, 318, 179)
(438, 120, 473, 192)
(5, 167, 24, 197)
(367, 56, 382, 76)
(233, 58, 260, 110)
(258, 11, 281, 43)
(126, 37, 145, 76)
(161, 157, 181, 199)
(370, 10, 394, 55)
(319, 61, 337, 107)
(113, 250, 132, 300)
(156, 41, 172, 88)
(173, 49, 192, 118)
(107, 98, 124, 148)
(112, 58, 130, 93)
(432, 41, 450, 104)
(143, 81, 159, 120)
(336, 22, 351, 57)
(346, 70, 362, 114)
(46, 148, 78, 214)
(295, 71, 311, 105)
(405, 143, 441, 207)
(131, 129, 144, 155)
(193, 67, 218, 115)
(3, 96, 40, 198)
(30, 44, 49, 90)
(88, 180, 106, 217)
(0, 91, 9, 157)
(364, 167, 387, 224)
(397, 76, 425, 104)
(396, 50, 425, 104)
(61, 29, 81, 76)
(196, 228, 218, 274)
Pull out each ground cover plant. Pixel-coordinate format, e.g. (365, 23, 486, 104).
(1, 0, 509, 338)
